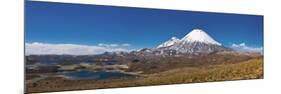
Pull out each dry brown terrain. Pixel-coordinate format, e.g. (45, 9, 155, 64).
(26, 56, 263, 93)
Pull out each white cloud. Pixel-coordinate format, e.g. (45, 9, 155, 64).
(97, 43, 131, 48)
(25, 42, 132, 55)
(231, 43, 263, 54)
(121, 43, 131, 47)
(98, 43, 118, 47)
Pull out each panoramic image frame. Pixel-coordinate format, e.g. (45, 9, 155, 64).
(25, 1, 263, 93)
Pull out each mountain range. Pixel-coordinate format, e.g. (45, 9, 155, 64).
(102, 28, 260, 56)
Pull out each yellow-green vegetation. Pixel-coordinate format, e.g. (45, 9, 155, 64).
(59, 65, 79, 71)
(27, 57, 263, 93)
(95, 57, 263, 87)
(139, 57, 263, 85)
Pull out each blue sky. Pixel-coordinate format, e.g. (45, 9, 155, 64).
(26, 1, 263, 53)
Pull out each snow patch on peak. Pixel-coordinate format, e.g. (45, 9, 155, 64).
(181, 29, 222, 46)
(157, 37, 180, 48)
(171, 37, 178, 40)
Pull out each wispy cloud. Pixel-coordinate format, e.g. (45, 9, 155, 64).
(25, 42, 132, 55)
(231, 43, 263, 54)
(121, 43, 131, 47)
(97, 43, 130, 48)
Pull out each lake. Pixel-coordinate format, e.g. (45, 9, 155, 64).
(63, 70, 134, 80)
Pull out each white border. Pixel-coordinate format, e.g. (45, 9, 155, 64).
(1, 0, 281, 94)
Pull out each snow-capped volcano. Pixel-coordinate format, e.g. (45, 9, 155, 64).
(181, 29, 222, 46)
(157, 29, 230, 54)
